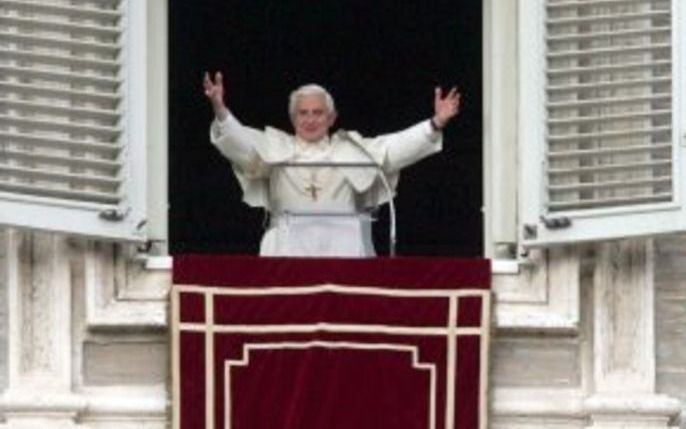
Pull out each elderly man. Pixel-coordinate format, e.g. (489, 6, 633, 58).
(203, 72, 460, 257)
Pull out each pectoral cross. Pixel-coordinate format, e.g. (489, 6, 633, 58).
(305, 183, 321, 201)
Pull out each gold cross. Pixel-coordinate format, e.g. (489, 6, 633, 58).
(305, 183, 321, 201)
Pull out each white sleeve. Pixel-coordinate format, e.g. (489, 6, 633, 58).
(209, 112, 265, 172)
(365, 120, 442, 173)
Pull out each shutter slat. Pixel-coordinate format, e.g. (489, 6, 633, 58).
(549, 177, 671, 193)
(0, 81, 119, 105)
(548, 60, 671, 77)
(0, 131, 121, 155)
(547, 77, 671, 94)
(0, 183, 120, 205)
(0, 31, 121, 56)
(548, 160, 671, 176)
(0, 65, 120, 87)
(548, 143, 671, 159)
(2, 0, 122, 20)
(0, 15, 121, 38)
(0, 165, 121, 187)
(547, 43, 670, 60)
(0, 48, 120, 73)
(1, 98, 121, 122)
(548, 0, 666, 10)
(548, 126, 671, 143)
(547, 27, 669, 43)
(1, 149, 120, 172)
(548, 110, 671, 126)
(547, 10, 669, 27)
(547, 94, 670, 109)
(549, 193, 672, 210)
(0, 115, 121, 139)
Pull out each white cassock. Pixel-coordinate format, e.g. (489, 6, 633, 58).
(209, 113, 442, 257)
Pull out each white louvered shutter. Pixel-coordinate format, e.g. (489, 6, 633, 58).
(0, 0, 147, 240)
(519, 0, 686, 247)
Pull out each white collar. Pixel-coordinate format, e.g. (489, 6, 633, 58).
(295, 135, 330, 154)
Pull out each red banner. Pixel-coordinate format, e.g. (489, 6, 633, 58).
(172, 256, 491, 429)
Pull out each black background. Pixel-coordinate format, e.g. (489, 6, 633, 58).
(169, 0, 483, 256)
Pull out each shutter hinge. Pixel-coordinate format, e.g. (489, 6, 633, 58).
(99, 207, 130, 222)
(540, 215, 572, 229)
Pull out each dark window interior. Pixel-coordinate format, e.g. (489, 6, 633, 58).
(169, 0, 483, 256)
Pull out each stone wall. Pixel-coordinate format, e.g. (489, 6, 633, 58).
(0, 229, 7, 391)
(492, 336, 582, 389)
(0, 231, 168, 429)
(655, 237, 686, 428)
(1, 232, 685, 428)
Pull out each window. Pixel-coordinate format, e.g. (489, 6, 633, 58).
(168, 1, 483, 257)
(519, 0, 686, 247)
(0, 0, 147, 241)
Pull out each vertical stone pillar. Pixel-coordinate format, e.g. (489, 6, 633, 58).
(585, 239, 679, 428)
(1, 230, 84, 428)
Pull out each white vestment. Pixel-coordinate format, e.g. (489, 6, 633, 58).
(209, 113, 442, 257)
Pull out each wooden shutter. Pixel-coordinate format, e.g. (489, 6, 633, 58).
(546, 0, 672, 211)
(0, 0, 146, 240)
(519, 0, 686, 246)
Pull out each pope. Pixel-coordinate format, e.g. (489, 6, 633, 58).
(203, 72, 461, 257)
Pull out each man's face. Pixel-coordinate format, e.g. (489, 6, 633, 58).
(291, 94, 336, 143)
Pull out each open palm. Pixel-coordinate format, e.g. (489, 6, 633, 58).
(433, 86, 461, 129)
(203, 71, 229, 120)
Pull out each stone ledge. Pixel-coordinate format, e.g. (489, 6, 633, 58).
(493, 389, 682, 428)
(585, 393, 681, 416)
(0, 387, 167, 423)
(493, 388, 585, 418)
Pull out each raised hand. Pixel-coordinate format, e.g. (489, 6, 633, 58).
(203, 71, 228, 120)
(432, 86, 461, 129)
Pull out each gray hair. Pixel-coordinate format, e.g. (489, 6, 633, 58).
(288, 84, 337, 118)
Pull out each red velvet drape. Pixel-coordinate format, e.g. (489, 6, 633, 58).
(174, 255, 490, 429)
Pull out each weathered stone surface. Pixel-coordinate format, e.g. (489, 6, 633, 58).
(491, 337, 581, 388)
(83, 340, 168, 386)
(655, 236, 686, 292)
(0, 229, 7, 390)
(655, 237, 686, 427)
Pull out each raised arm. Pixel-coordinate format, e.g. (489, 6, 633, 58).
(431, 86, 461, 130)
(363, 86, 462, 172)
(203, 71, 265, 172)
(203, 71, 229, 121)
